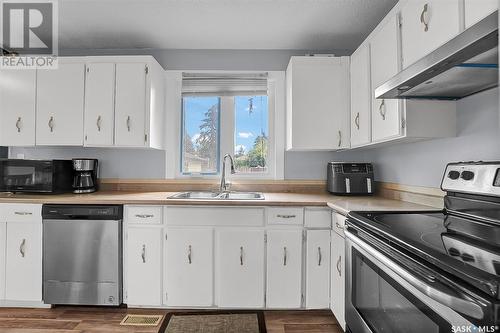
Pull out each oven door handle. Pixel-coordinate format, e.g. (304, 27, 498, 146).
(346, 231, 485, 320)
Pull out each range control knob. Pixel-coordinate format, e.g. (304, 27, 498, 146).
(448, 171, 460, 180)
(461, 171, 475, 181)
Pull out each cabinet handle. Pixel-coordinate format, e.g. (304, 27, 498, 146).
(379, 99, 386, 120)
(338, 130, 342, 147)
(283, 246, 287, 266)
(14, 211, 32, 216)
(276, 214, 296, 219)
(96, 115, 102, 132)
(48, 116, 54, 132)
(336, 255, 342, 277)
(15, 117, 22, 133)
(188, 245, 192, 264)
(335, 221, 344, 230)
(420, 3, 429, 32)
(354, 112, 360, 130)
(318, 247, 322, 266)
(134, 214, 154, 219)
(240, 246, 244, 266)
(126, 116, 131, 132)
(19, 239, 26, 258)
(141, 244, 146, 263)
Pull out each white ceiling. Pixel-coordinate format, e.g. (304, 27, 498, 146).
(58, 0, 398, 51)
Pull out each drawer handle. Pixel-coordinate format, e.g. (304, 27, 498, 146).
(19, 239, 26, 258)
(141, 244, 146, 263)
(48, 116, 54, 132)
(318, 247, 322, 266)
(126, 116, 131, 132)
(336, 255, 342, 277)
(16, 117, 22, 133)
(354, 112, 360, 130)
(96, 115, 102, 132)
(420, 3, 429, 32)
(188, 245, 192, 264)
(283, 246, 287, 266)
(335, 221, 344, 230)
(338, 130, 342, 147)
(240, 246, 244, 266)
(14, 211, 33, 216)
(135, 214, 154, 219)
(379, 99, 386, 120)
(276, 214, 296, 219)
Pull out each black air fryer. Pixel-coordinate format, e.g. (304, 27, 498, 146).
(327, 162, 374, 195)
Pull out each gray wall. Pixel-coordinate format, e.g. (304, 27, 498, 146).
(333, 88, 500, 188)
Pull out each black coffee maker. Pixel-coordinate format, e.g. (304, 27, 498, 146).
(72, 159, 98, 193)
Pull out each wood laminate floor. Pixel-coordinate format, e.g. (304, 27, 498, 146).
(0, 307, 343, 333)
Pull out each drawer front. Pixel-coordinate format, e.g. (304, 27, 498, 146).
(1, 204, 42, 223)
(332, 212, 346, 237)
(126, 206, 163, 225)
(304, 208, 331, 228)
(267, 207, 304, 226)
(165, 206, 265, 227)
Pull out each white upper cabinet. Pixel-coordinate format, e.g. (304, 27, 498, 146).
(350, 45, 372, 147)
(164, 228, 214, 307)
(36, 60, 85, 146)
(370, 15, 403, 142)
(84, 63, 115, 146)
(266, 229, 303, 308)
(0, 70, 36, 146)
(465, 0, 498, 28)
(216, 229, 265, 308)
(400, 0, 461, 69)
(286, 56, 350, 151)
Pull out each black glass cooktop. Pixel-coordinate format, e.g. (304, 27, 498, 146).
(348, 210, 500, 299)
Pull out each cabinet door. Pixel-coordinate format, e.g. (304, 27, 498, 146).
(350, 45, 371, 147)
(465, 0, 497, 28)
(306, 230, 331, 309)
(5, 222, 42, 302)
(126, 227, 162, 306)
(164, 228, 213, 307)
(330, 231, 345, 330)
(0, 222, 5, 300)
(36, 63, 85, 145)
(287, 57, 350, 150)
(371, 15, 402, 142)
(115, 63, 147, 147)
(0, 70, 36, 146)
(84, 63, 115, 146)
(401, 0, 461, 68)
(216, 229, 265, 308)
(266, 229, 302, 308)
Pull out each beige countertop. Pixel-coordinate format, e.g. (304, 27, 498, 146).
(0, 191, 440, 215)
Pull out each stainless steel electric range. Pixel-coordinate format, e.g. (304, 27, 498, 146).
(345, 162, 500, 333)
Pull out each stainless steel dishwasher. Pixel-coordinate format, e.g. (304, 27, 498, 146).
(42, 204, 123, 306)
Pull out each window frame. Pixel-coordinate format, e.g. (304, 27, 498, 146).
(169, 70, 285, 180)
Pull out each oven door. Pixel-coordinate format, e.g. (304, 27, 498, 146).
(0, 160, 54, 192)
(345, 230, 478, 333)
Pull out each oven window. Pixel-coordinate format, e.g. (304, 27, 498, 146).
(352, 248, 451, 333)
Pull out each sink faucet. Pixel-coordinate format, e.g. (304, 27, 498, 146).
(220, 153, 236, 192)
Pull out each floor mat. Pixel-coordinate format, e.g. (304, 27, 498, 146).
(163, 311, 266, 333)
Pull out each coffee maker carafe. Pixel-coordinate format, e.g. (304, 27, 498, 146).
(72, 159, 98, 193)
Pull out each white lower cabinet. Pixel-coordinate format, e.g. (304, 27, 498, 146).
(216, 229, 265, 308)
(266, 229, 303, 308)
(5, 221, 42, 302)
(164, 228, 213, 307)
(0, 222, 6, 300)
(331, 230, 346, 330)
(305, 230, 331, 309)
(126, 227, 162, 306)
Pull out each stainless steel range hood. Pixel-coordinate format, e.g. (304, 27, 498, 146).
(375, 11, 498, 101)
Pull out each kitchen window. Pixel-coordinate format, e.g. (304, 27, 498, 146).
(180, 73, 273, 177)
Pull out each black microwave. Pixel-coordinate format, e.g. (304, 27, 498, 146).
(0, 159, 74, 193)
